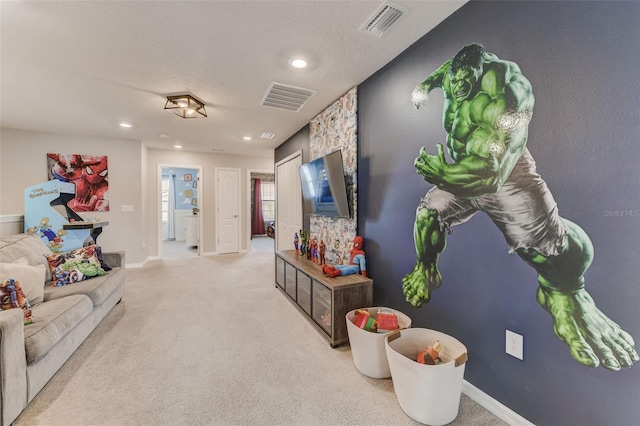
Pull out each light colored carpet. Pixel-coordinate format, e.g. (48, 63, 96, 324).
(14, 246, 505, 426)
(249, 235, 275, 253)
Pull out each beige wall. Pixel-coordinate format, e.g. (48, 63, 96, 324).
(146, 149, 273, 256)
(1, 128, 274, 264)
(140, 141, 149, 260)
(0, 128, 146, 263)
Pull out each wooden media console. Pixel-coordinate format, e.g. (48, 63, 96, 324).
(275, 250, 373, 347)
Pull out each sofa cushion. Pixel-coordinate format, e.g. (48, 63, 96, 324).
(24, 294, 92, 364)
(44, 266, 124, 307)
(0, 278, 34, 324)
(0, 234, 53, 283)
(0, 258, 46, 305)
(47, 245, 107, 287)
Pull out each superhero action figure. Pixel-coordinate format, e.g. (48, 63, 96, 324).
(322, 236, 367, 278)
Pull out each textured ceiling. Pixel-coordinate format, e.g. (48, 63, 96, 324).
(1, 1, 467, 157)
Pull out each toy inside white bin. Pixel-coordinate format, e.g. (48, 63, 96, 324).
(384, 328, 468, 426)
(346, 307, 412, 379)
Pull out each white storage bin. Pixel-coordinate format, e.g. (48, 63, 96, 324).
(384, 328, 468, 425)
(346, 307, 411, 379)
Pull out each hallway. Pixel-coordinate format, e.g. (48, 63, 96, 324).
(161, 235, 273, 258)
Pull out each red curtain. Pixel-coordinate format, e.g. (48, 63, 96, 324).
(252, 179, 266, 235)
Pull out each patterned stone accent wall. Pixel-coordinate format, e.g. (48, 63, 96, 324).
(309, 87, 357, 265)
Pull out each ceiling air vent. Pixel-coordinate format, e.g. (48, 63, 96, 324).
(360, 1, 408, 37)
(261, 82, 316, 112)
(210, 147, 227, 153)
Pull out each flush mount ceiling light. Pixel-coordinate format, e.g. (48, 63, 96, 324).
(164, 94, 207, 118)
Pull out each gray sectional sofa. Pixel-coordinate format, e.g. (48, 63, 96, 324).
(0, 233, 125, 425)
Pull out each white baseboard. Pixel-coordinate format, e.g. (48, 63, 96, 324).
(463, 380, 534, 425)
(126, 256, 161, 269)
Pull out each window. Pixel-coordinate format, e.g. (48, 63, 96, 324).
(261, 182, 275, 221)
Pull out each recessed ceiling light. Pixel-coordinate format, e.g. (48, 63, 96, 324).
(119, 123, 132, 128)
(290, 58, 308, 69)
(174, 145, 183, 149)
(243, 136, 252, 141)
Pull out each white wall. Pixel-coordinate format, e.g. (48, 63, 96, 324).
(0, 128, 146, 263)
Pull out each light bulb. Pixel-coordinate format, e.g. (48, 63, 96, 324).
(291, 58, 308, 69)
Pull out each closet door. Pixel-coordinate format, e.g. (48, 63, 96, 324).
(275, 151, 302, 252)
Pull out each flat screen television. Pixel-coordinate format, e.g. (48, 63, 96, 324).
(299, 150, 350, 218)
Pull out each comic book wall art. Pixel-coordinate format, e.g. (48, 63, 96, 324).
(47, 153, 109, 212)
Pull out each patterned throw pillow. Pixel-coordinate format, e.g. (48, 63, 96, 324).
(47, 245, 108, 287)
(0, 279, 33, 324)
(0, 258, 46, 305)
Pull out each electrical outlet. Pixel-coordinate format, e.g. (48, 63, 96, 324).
(506, 330, 523, 360)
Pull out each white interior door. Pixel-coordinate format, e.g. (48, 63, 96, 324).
(217, 168, 240, 254)
(275, 151, 302, 252)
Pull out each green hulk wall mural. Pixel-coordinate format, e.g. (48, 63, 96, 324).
(402, 44, 638, 371)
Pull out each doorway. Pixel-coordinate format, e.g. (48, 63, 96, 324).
(158, 165, 203, 258)
(247, 170, 275, 253)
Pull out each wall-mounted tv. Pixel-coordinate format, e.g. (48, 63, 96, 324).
(299, 150, 350, 218)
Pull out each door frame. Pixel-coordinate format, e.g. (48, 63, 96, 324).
(157, 164, 203, 258)
(216, 167, 241, 254)
(246, 168, 275, 251)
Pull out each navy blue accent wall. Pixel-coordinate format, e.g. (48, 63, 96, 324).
(358, 1, 639, 425)
(274, 124, 310, 164)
